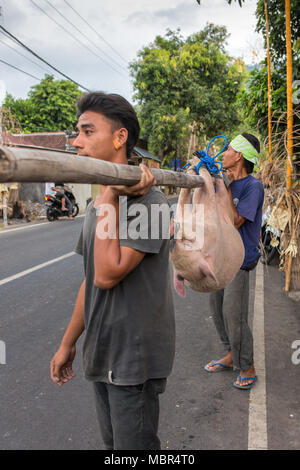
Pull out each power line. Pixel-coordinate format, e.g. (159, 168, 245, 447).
(45, 0, 127, 73)
(0, 24, 90, 91)
(62, 0, 128, 66)
(0, 57, 42, 80)
(0, 34, 53, 75)
(0, 31, 84, 100)
(30, 0, 127, 78)
(0, 57, 83, 109)
(0, 37, 84, 103)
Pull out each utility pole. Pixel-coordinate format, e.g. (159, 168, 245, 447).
(0, 103, 8, 228)
(0, 2, 8, 227)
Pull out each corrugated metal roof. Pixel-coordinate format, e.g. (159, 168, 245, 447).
(133, 146, 161, 163)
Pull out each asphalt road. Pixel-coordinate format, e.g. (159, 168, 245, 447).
(0, 216, 299, 450)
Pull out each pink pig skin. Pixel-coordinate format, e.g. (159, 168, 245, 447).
(170, 169, 245, 295)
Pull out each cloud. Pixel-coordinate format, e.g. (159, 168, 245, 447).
(125, 1, 205, 36)
(0, 0, 263, 103)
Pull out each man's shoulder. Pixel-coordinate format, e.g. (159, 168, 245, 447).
(241, 175, 264, 192)
(248, 176, 264, 196)
(129, 187, 169, 206)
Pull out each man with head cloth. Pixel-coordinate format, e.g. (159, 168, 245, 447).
(205, 132, 264, 390)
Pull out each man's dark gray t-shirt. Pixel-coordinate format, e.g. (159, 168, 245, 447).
(75, 187, 175, 386)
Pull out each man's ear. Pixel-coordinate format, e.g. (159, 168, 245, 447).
(236, 152, 244, 163)
(114, 127, 128, 147)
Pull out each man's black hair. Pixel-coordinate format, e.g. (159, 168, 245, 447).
(241, 132, 260, 174)
(76, 92, 140, 159)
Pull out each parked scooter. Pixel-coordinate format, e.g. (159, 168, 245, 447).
(45, 186, 79, 222)
(260, 202, 281, 265)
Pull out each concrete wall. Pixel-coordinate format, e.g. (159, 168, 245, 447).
(19, 182, 91, 214)
(19, 183, 45, 203)
(68, 183, 92, 214)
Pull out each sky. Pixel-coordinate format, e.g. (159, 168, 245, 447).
(0, 0, 265, 105)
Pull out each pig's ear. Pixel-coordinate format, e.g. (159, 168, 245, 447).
(177, 188, 192, 219)
(173, 271, 186, 297)
(199, 257, 218, 283)
(192, 169, 217, 212)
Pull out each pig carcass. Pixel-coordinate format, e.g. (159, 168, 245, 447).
(170, 168, 245, 296)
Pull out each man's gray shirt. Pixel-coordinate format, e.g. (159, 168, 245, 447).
(75, 187, 175, 385)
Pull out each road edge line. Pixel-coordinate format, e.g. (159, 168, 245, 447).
(248, 261, 268, 450)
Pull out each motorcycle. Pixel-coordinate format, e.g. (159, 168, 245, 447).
(45, 188, 79, 222)
(260, 203, 281, 265)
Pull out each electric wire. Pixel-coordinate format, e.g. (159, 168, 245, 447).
(0, 33, 86, 101)
(45, 0, 127, 73)
(62, 0, 128, 66)
(0, 55, 82, 103)
(0, 34, 53, 75)
(0, 24, 90, 91)
(30, 0, 127, 78)
(0, 57, 42, 80)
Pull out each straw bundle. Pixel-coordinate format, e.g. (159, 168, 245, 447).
(256, 109, 300, 291)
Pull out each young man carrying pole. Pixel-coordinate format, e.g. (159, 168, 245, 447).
(50, 92, 175, 450)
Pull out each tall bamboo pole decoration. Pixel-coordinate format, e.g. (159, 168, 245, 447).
(285, 0, 293, 190)
(284, 0, 294, 291)
(264, 0, 272, 161)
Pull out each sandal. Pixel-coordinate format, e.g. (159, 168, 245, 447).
(204, 360, 233, 373)
(233, 375, 257, 390)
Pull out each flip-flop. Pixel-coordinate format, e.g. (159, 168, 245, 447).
(233, 375, 257, 390)
(204, 360, 233, 373)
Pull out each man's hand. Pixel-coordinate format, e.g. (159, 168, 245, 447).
(111, 163, 156, 197)
(50, 345, 76, 386)
(223, 169, 235, 184)
(93, 164, 156, 210)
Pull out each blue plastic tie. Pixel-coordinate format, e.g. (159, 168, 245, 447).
(182, 135, 228, 175)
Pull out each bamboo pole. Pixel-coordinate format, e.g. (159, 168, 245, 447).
(284, 0, 294, 291)
(0, 145, 205, 188)
(285, 0, 293, 190)
(264, 0, 272, 161)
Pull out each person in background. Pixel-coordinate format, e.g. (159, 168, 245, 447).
(52, 183, 74, 219)
(205, 132, 264, 390)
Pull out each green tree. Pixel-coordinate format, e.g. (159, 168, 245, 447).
(3, 75, 82, 133)
(130, 26, 246, 164)
(2, 93, 36, 132)
(237, 61, 287, 138)
(255, 0, 300, 68)
(237, 0, 300, 139)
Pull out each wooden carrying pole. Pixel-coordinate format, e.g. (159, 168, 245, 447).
(0, 145, 205, 188)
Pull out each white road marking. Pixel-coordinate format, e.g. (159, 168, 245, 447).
(248, 261, 268, 450)
(0, 221, 52, 234)
(0, 252, 76, 287)
(0, 215, 85, 235)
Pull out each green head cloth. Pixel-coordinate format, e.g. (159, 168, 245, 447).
(230, 134, 259, 166)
